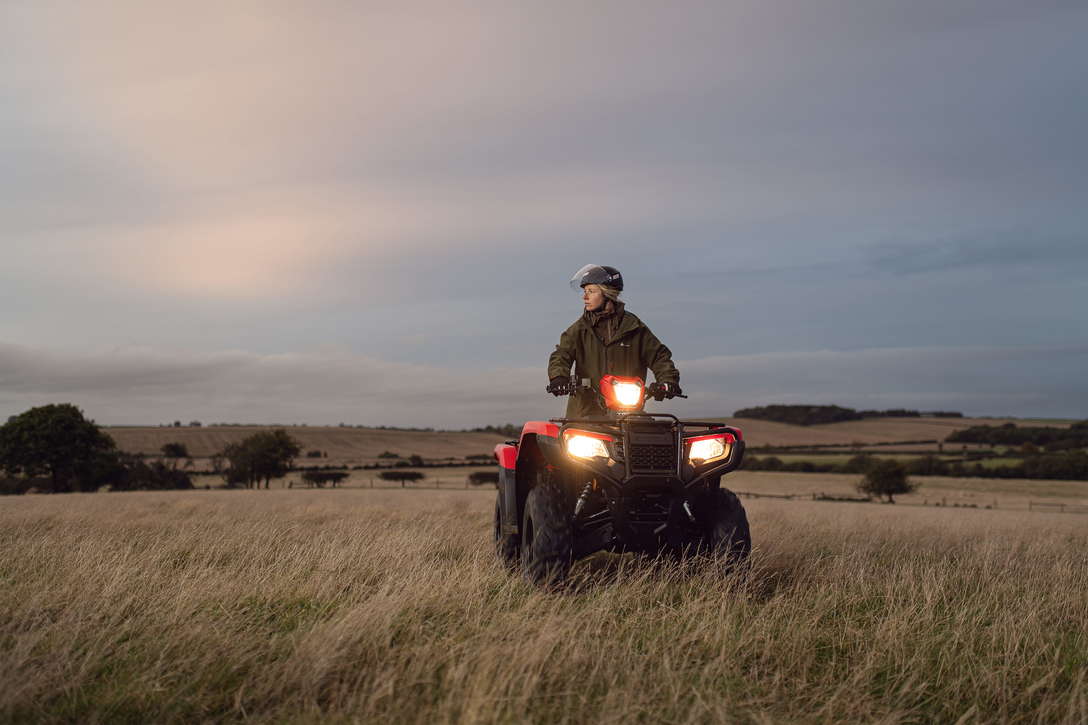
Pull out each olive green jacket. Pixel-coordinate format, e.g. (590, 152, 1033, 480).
(548, 307, 680, 418)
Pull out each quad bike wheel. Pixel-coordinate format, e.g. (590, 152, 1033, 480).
(520, 479, 573, 585)
(705, 488, 751, 570)
(494, 491, 519, 567)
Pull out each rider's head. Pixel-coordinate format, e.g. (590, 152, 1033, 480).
(570, 265, 623, 312)
(582, 283, 620, 312)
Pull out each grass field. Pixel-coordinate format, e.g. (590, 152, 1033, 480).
(731, 470, 1088, 509)
(3, 485, 1086, 723)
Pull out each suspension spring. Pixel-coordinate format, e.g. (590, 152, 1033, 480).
(574, 481, 594, 517)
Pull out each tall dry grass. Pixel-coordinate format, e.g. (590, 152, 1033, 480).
(2, 489, 1086, 723)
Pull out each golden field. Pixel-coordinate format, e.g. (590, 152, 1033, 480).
(103, 416, 1063, 467)
(2, 480, 1086, 723)
(104, 426, 508, 464)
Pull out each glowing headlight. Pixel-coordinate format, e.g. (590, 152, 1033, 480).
(611, 381, 643, 407)
(688, 435, 731, 464)
(564, 432, 612, 459)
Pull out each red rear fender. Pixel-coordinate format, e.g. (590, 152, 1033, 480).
(494, 443, 517, 470)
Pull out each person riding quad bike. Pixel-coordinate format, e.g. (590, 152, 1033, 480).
(491, 265, 750, 585)
(548, 264, 683, 415)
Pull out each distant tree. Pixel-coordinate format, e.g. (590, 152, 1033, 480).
(173, 420, 182, 428)
(408, 454, 424, 466)
(305, 449, 324, 458)
(857, 460, 917, 503)
(301, 470, 349, 488)
(0, 404, 117, 493)
(379, 470, 424, 488)
(161, 442, 190, 469)
(377, 451, 401, 459)
(220, 429, 302, 489)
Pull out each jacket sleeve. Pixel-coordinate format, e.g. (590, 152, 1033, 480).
(641, 327, 680, 385)
(548, 323, 578, 380)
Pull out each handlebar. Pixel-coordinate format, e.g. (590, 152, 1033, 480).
(545, 379, 687, 400)
(545, 379, 589, 397)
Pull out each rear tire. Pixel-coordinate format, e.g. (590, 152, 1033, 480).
(705, 488, 751, 570)
(520, 479, 573, 585)
(494, 492, 519, 567)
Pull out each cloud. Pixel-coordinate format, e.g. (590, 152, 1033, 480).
(1, 0, 1086, 408)
(2, 341, 1085, 428)
(868, 233, 1088, 277)
(0, 341, 545, 428)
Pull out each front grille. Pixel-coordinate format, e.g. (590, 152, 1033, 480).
(628, 443, 676, 473)
(626, 495, 670, 526)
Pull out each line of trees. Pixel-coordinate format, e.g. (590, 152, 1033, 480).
(946, 422, 1088, 451)
(734, 404, 964, 426)
(743, 451, 1088, 481)
(0, 404, 315, 494)
(0, 404, 195, 494)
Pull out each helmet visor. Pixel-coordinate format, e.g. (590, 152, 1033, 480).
(570, 264, 619, 290)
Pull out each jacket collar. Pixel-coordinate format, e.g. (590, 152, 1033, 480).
(581, 301, 640, 341)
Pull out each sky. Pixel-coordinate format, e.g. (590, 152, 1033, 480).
(2, 0, 1086, 428)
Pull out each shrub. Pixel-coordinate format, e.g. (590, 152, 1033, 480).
(906, 454, 948, 477)
(300, 471, 349, 488)
(467, 471, 499, 486)
(379, 470, 424, 488)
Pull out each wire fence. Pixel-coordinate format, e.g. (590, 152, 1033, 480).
(732, 490, 1088, 515)
(273, 480, 1088, 515)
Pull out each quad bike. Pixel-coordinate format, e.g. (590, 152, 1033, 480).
(493, 375, 750, 584)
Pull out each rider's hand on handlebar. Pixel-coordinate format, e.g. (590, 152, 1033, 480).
(547, 376, 571, 396)
(648, 381, 683, 401)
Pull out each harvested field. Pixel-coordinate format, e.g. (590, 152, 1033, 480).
(106, 426, 507, 465)
(684, 416, 1067, 448)
(105, 416, 1066, 464)
(2, 485, 1086, 723)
